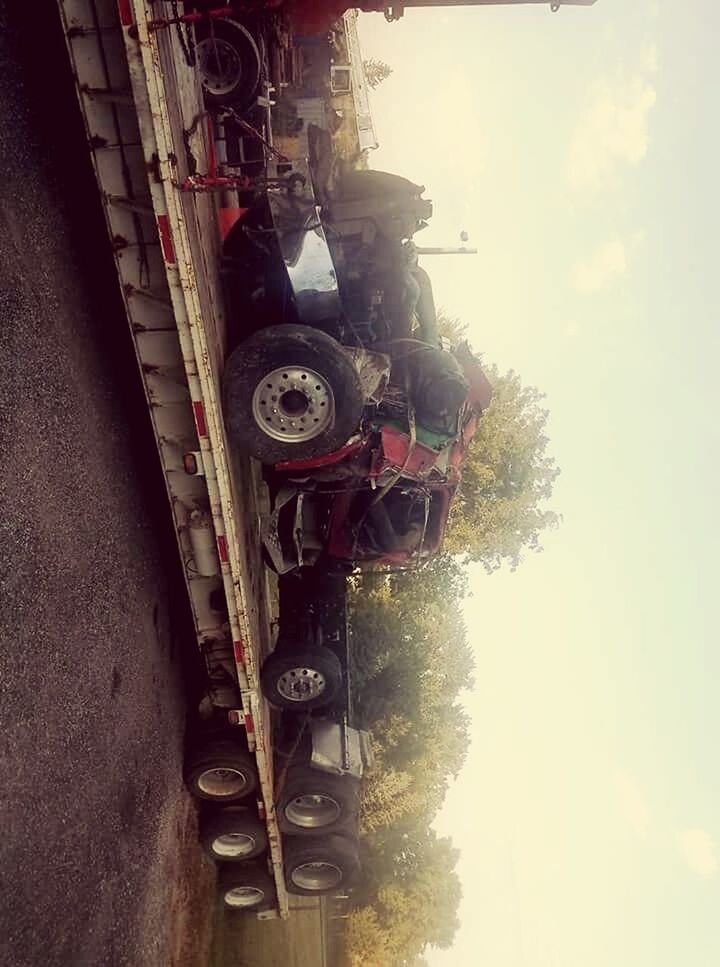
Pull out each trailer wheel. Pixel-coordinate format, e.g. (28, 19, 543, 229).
(283, 833, 360, 896)
(219, 862, 276, 912)
(278, 767, 360, 835)
(200, 807, 268, 863)
(260, 646, 342, 711)
(195, 20, 261, 113)
(184, 740, 258, 803)
(223, 325, 364, 465)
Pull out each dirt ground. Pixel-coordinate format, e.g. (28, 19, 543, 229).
(211, 899, 326, 967)
(0, 4, 215, 964)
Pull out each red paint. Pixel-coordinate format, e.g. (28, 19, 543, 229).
(244, 713, 255, 734)
(218, 207, 248, 242)
(192, 401, 207, 437)
(117, 0, 134, 26)
(217, 535, 229, 563)
(275, 438, 364, 472)
(233, 640, 245, 666)
(156, 214, 175, 264)
(379, 425, 437, 477)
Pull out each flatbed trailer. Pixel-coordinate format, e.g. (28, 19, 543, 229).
(56, 0, 367, 919)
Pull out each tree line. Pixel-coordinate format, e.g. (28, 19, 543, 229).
(345, 333, 560, 965)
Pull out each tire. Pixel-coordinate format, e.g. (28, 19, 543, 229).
(334, 169, 424, 202)
(283, 833, 360, 896)
(278, 767, 360, 836)
(200, 807, 268, 863)
(195, 19, 261, 113)
(223, 324, 364, 465)
(260, 646, 342, 711)
(184, 739, 258, 804)
(219, 862, 276, 912)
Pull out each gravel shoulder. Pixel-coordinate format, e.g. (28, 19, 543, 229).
(0, 4, 214, 965)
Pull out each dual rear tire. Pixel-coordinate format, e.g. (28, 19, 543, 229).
(184, 734, 360, 905)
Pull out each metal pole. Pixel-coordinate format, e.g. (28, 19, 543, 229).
(414, 246, 478, 255)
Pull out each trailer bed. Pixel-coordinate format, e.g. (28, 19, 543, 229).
(58, 0, 287, 917)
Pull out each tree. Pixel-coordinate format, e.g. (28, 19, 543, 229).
(349, 830, 462, 966)
(445, 363, 561, 570)
(364, 58, 394, 89)
(430, 309, 561, 570)
(348, 555, 474, 835)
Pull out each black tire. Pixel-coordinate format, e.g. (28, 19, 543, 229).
(278, 767, 360, 836)
(200, 807, 268, 864)
(334, 169, 423, 202)
(260, 646, 342, 711)
(223, 324, 364, 465)
(219, 862, 276, 912)
(195, 19, 261, 113)
(184, 739, 258, 804)
(283, 833, 360, 896)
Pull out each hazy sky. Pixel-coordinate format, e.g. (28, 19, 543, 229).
(359, 2, 720, 965)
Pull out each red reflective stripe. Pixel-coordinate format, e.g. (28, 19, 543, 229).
(117, 0, 133, 26)
(217, 535, 229, 563)
(244, 713, 255, 734)
(192, 401, 207, 437)
(257, 799, 266, 820)
(156, 214, 175, 263)
(233, 640, 245, 665)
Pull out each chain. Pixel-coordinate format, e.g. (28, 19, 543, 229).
(170, 0, 195, 66)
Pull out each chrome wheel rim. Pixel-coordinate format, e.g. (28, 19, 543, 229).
(290, 861, 343, 892)
(197, 37, 243, 96)
(251, 366, 334, 444)
(224, 885, 265, 909)
(285, 794, 341, 829)
(197, 767, 248, 798)
(276, 666, 326, 703)
(212, 832, 256, 858)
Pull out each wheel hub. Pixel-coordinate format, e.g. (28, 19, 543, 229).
(224, 886, 265, 909)
(197, 766, 248, 798)
(212, 832, 256, 858)
(290, 861, 343, 892)
(285, 794, 341, 829)
(197, 37, 242, 96)
(276, 666, 326, 703)
(251, 366, 334, 444)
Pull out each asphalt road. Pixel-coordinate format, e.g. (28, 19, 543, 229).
(0, 6, 212, 965)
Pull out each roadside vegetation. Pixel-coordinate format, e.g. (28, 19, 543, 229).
(345, 325, 560, 966)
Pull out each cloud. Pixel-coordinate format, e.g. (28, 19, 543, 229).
(615, 771, 650, 840)
(677, 829, 719, 879)
(573, 238, 627, 292)
(568, 57, 657, 192)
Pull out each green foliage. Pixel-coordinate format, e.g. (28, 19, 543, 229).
(435, 309, 561, 570)
(347, 554, 469, 963)
(363, 58, 394, 89)
(348, 830, 461, 966)
(346, 312, 561, 963)
(446, 362, 561, 570)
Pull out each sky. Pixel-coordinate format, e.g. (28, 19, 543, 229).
(358, 2, 720, 965)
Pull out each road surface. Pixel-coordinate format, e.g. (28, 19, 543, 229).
(0, 5, 214, 965)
